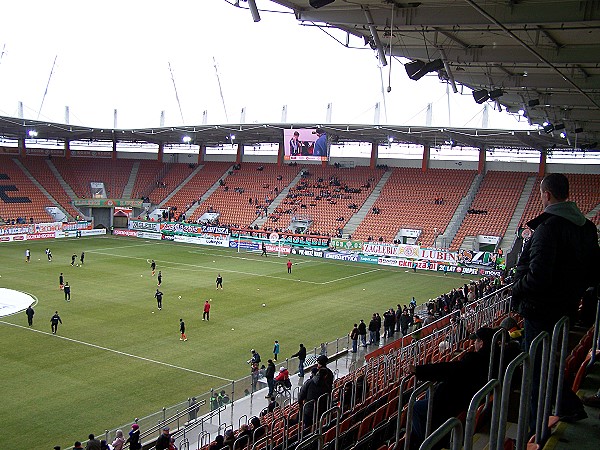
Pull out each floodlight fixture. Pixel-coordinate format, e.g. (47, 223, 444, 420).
(229, 134, 236, 141)
(559, 131, 567, 139)
(405, 59, 443, 81)
(310, 0, 336, 8)
(472, 89, 489, 104)
(28, 130, 38, 138)
(182, 135, 192, 144)
(488, 89, 504, 100)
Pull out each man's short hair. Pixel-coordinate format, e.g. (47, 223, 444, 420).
(541, 173, 569, 201)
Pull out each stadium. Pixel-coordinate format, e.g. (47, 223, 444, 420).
(1, 2, 600, 450)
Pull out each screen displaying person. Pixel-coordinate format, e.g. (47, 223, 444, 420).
(289, 131, 302, 155)
(312, 127, 327, 157)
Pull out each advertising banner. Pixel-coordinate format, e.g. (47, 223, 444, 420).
(138, 231, 162, 240)
(26, 233, 56, 240)
(331, 238, 363, 251)
(229, 240, 259, 251)
(419, 248, 457, 263)
(290, 247, 323, 258)
(0, 234, 27, 242)
(324, 252, 360, 262)
(160, 222, 229, 236)
(129, 220, 161, 233)
(114, 229, 139, 237)
(377, 257, 400, 267)
(358, 255, 379, 264)
(74, 199, 143, 207)
(231, 228, 330, 248)
(363, 242, 399, 256)
(0, 224, 33, 236)
(397, 244, 421, 258)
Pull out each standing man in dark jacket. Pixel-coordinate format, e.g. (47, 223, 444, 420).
(298, 367, 332, 428)
(350, 324, 359, 353)
(357, 319, 367, 347)
(512, 173, 599, 425)
(155, 427, 170, 450)
(291, 343, 307, 377)
(265, 359, 276, 397)
(26, 305, 35, 326)
(368, 315, 378, 345)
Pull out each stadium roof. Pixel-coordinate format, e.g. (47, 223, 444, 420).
(0, 115, 583, 150)
(267, 0, 600, 150)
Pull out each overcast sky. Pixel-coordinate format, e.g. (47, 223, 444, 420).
(0, 0, 532, 131)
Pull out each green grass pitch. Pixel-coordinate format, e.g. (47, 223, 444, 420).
(0, 235, 464, 449)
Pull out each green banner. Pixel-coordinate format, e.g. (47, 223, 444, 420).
(331, 238, 363, 251)
(73, 199, 143, 207)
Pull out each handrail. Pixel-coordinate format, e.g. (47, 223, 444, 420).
(496, 352, 531, 450)
(420, 417, 464, 450)
(528, 330, 550, 444)
(403, 381, 435, 450)
(464, 379, 501, 450)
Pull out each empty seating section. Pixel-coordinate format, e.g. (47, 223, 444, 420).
(520, 174, 600, 225)
(262, 166, 385, 235)
(450, 171, 529, 250)
(146, 163, 198, 205)
(52, 157, 134, 199)
(352, 168, 476, 247)
(131, 160, 168, 200)
(164, 162, 232, 214)
(19, 157, 80, 219)
(0, 156, 52, 222)
(198, 163, 300, 227)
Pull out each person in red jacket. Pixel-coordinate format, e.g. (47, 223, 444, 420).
(274, 366, 290, 390)
(203, 300, 211, 321)
(287, 260, 293, 274)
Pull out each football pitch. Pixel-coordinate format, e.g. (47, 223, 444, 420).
(0, 235, 464, 449)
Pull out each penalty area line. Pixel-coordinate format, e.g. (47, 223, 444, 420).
(0, 321, 233, 382)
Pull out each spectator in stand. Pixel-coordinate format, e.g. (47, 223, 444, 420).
(291, 343, 307, 377)
(223, 430, 235, 449)
(265, 359, 276, 398)
(209, 435, 225, 450)
(357, 319, 367, 347)
(408, 327, 497, 449)
(298, 367, 333, 428)
(125, 423, 141, 450)
(85, 434, 101, 450)
(350, 323, 359, 353)
(368, 314, 378, 345)
(155, 426, 171, 450)
(111, 430, 125, 450)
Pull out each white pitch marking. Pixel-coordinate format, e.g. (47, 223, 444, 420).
(0, 321, 233, 382)
(321, 268, 382, 285)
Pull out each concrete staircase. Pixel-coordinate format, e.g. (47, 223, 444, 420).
(12, 158, 71, 220)
(250, 167, 304, 229)
(45, 159, 87, 218)
(122, 161, 140, 199)
(185, 165, 235, 218)
(157, 164, 205, 208)
(500, 175, 537, 252)
(343, 169, 392, 236)
(435, 172, 484, 249)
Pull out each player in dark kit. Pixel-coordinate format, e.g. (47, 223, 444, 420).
(151, 260, 156, 276)
(59, 273, 64, 290)
(155, 289, 163, 310)
(261, 242, 267, 256)
(71, 254, 77, 266)
(80, 252, 85, 265)
(51, 311, 62, 334)
(157, 271, 162, 287)
(216, 274, 223, 290)
(180, 319, 187, 341)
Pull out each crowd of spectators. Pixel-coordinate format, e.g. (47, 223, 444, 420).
(0, 216, 33, 225)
